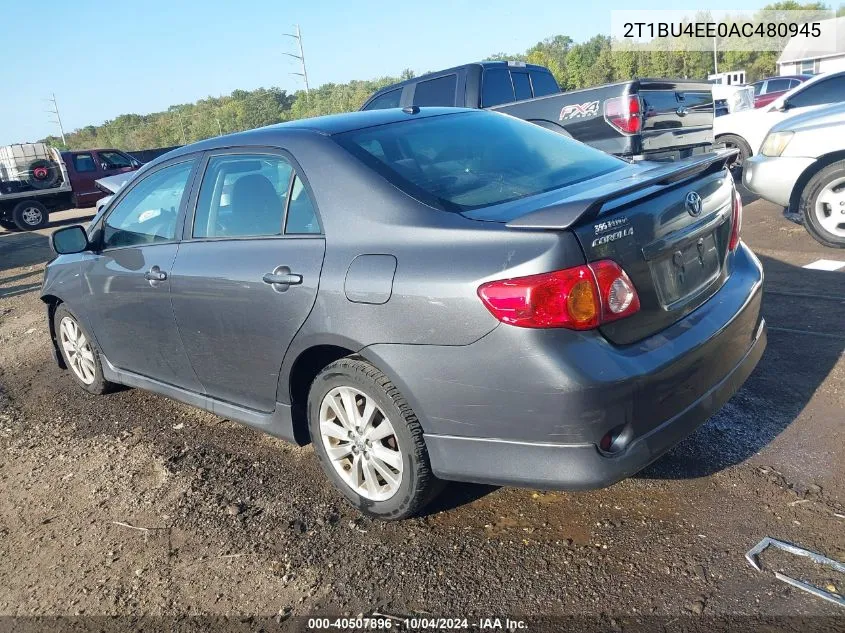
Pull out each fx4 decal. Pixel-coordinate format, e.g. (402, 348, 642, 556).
(559, 100, 600, 121)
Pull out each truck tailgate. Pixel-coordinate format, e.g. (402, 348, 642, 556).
(639, 79, 714, 156)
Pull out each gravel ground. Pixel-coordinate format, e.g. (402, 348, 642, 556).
(0, 201, 843, 631)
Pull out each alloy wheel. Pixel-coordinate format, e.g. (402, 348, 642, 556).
(814, 176, 845, 239)
(21, 206, 43, 226)
(319, 386, 403, 501)
(59, 316, 96, 385)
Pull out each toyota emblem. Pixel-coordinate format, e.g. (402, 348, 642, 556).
(685, 191, 702, 217)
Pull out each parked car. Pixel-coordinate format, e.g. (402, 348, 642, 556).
(744, 101, 845, 248)
(362, 61, 715, 161)
(750, 75, 812, 109)
(713, 84, 755, 117)
(61, 149, 141, 208)
(715, 70, 845, 172)
(43, 108, 765, 519)
(0, 145, 141, 231)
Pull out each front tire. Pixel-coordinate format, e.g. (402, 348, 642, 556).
(718, 134, 751, 179)
(53, 305, 116, 395)
(800, 160, 845, 248)
(12, 200, 49, 230)
(308, 357, 442, 520)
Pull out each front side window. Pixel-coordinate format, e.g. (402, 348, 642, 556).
(481, 68, 515, 107)
(765, 78, 791, 93)
(103, 160, 194, 249)
(363, 89, 402, 111)
(335, 110, 624, 213)
(751, 81, 764, 96)
(193, 154, 293, 238)
(412, 75, 457, 107)
(788, 77, 845, 108)
(99, 150, 133, 169)
(73, 153, 96, 173)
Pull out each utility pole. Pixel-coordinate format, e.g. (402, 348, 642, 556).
(45, 93, 67, 145)
(713, 37, 718, 75)
(215, 116, 223, 136)
(175, 111, 187, 144)
(283, 24, 310, 93)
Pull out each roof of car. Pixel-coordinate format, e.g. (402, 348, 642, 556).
(272, 106, 472, 134)
(149, 107, 476, 165)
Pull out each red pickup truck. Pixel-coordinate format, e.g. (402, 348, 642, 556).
(0, 146, 141, 231)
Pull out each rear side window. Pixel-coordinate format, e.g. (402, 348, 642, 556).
(481, 68, 515, 107)
(335, 111, 624, 213)
(193, 154, 293, 238)
(511, 72, 532, 101)
(788, 77, 845, 108)
(73, 153, 96, 173)
(529, 70, 559, 97)
(411, 75, 457, 107)
(285, 176, 321, 234)
(363, 88, 402, 111)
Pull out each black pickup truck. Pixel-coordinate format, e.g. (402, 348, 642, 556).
(361, 61, 715, 161)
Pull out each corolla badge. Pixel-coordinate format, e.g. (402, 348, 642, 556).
(685, 191, 702, 217)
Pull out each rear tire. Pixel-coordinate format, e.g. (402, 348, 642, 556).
(53, 305, 116, 395)
(308, 357, 443, 520)
(12, 200, 49, 230)
(799, 160, 845, 249)
(718, 134, 752, 179)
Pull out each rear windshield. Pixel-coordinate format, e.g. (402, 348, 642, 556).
(333, 111, 623, 212)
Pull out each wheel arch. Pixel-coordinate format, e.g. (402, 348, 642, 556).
(788, 151, 845, 214)
(41, 294, 67, 369)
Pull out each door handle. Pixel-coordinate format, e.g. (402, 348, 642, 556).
(263, 266, 302, 290)
(144, 266, 167, 282)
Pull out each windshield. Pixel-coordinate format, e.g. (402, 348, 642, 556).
(334, 111, 624, 212)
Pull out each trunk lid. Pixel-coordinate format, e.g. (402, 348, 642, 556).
(495, 152, 737, 345)
(638, 79, 714, 155)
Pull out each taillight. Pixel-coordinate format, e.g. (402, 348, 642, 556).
(477, 260, 640, 330)
(729, 187, 743, 251)
(604, 95, 641, 135)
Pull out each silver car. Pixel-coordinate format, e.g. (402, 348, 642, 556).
(744, 101, 845, 248)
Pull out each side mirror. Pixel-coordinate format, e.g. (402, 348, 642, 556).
(51, 225, 90, 255)
(131, 159, 142, 168)
(775, 100, 790, 112)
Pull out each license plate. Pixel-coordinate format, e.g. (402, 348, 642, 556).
(651, 233, 720, 307)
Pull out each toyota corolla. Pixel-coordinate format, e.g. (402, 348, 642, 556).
(42, 108, 766, 519)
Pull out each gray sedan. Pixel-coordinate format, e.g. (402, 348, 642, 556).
(43, 108, 765, 519)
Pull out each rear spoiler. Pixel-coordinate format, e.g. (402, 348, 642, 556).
(506, 150, 737, 231)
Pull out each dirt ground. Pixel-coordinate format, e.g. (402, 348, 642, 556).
(0, 201, 843, 631)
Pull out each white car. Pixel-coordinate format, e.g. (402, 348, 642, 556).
(743, 101, 845, 248)
(714, 70, 845, 172)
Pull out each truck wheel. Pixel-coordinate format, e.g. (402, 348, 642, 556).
(12, 200, 49, 230)
(27, 159, 60, 189)
(308, 357, 443, 520)
(799, 160, 845, 248)
(718, 134, 751, 179)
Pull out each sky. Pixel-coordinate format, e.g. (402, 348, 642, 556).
(0, 0, 774, 145)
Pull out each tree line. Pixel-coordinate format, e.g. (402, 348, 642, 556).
(41, 1, 840, 151)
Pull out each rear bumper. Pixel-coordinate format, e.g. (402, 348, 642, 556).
(424, 316, 765, 489)
(743, 154, 814, 208)
(362, 242, 765, 490)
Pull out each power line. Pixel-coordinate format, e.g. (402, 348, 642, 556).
(283, 24, 310, 93)
(44, 93, 66, 145)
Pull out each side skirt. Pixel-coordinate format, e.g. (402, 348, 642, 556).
(100, 356, 298, 444)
